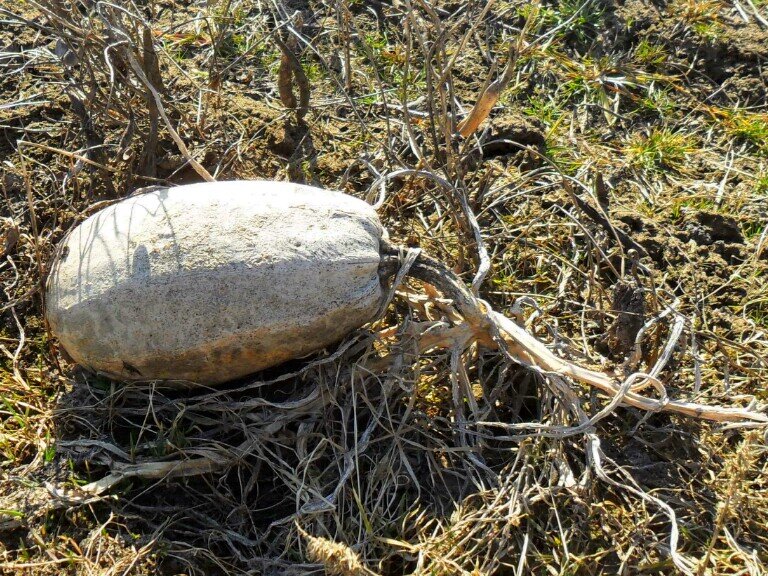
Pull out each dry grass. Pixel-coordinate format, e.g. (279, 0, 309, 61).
(1, 1, 768, 575)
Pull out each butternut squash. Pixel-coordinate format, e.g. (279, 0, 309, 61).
(46, 180, 383, 384)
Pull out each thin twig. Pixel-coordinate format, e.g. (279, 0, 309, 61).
(125, 50, 215, 182)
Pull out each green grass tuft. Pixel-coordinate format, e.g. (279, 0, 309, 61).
(625, 128, 695, 171)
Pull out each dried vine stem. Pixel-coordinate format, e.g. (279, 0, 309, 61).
(125, 50, 215, 183)
(456, 2, 545, 138)
(275, 14, 310, 122)
(456, 44, 518, 138)
(381, 242, 768, 424)
(81, 457, 226, 495)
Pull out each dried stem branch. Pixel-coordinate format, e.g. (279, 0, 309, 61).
(275, 22, 310, 122)
(382, 243, 768, 424)
(125, 50, 215, 182)
(457, 44, 518, 138)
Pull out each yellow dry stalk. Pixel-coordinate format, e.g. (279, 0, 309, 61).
(298, 526, 379, 576)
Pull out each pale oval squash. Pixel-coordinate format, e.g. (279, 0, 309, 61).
(46, 180, 384, 385)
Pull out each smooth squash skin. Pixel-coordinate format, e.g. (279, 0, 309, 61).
(46, 180, 384, 385)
